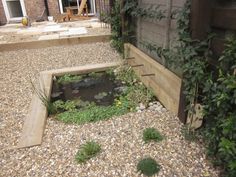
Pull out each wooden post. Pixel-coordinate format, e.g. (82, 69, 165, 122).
(164, 0, 173, 49)
(191, 0, 213, 40)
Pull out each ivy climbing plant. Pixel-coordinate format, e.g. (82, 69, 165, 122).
(110, 0, 123, 53)
(202, 37, 236, 177)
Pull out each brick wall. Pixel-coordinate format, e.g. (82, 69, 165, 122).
(25, 0, 60, 20)
(0, 0, 7, 25)
(47, 0, 60, 17)
(24, 0, 47, 21)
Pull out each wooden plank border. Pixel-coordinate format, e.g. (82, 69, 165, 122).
(125, 43, 182, 115)
(0, 34, 111, 52)
(17, 62, 121, 148)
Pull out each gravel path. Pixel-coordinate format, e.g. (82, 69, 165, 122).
(0, 43, 219, 176)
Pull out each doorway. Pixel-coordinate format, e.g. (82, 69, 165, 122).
(2, 0, 27, 21)
(58, 0, 96, 15)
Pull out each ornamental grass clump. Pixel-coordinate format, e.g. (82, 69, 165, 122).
(75, 141, 101, 163)
(137, 157, 161, 176)
(143, 128, 164, 143)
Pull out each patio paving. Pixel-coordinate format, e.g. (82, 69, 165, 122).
(0, 18, 110, 43)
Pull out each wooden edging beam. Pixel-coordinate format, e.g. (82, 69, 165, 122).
(124, 43, 182, 115)
(17, 62, 121, 149)
(0, 34, 111, 52)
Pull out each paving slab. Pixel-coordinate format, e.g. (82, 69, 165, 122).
(17, 27, 42, 35)
(0, 28, 20, 33)
(59, 27, 87, 37)
(38, 34, 59, 40)
(0, 40, 7, 44)
(43, 25, 68, 33)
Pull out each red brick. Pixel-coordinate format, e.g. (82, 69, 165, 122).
(0, 0, 7, 25)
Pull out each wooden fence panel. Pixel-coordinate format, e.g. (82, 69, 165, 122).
(212, 7, 236, 30)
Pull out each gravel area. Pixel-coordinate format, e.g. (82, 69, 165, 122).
(0, 43, 219, 176)
(0, 42, 120, 149)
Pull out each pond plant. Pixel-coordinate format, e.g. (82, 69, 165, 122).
(49, 66, 155, 125)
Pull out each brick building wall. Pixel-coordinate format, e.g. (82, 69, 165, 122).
(0, 0, 60, 24)
(24, 0, 46, 21)
(48, 0, 60, 17)
(0, 0, 7, 25)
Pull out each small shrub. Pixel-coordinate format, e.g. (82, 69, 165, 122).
(57, 74, 82, 84)
(52, 100, 77, 113)
(75, 141, 101, 163)
(137, 157, 161, 176)
(143, 128, 163, 143)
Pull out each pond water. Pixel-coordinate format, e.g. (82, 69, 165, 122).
(51, 73, 124, 106)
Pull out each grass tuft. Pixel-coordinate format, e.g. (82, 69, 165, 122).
(143, 128, 164, 143)
(137, 157, 161, 176)
(75, 141, 101, 163)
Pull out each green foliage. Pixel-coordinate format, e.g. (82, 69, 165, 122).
(134, 1, 236, 175)
(137, 157, 161, 176)
(114, 66, 138, 85)
(75, 141, 101, 163)
(55, 66, 154, 125)
(110, 0, 123, 53)
(115, 66, 155, 107)
(123, 1, 166, 20)
(53, 100, 77, 112)
(88, 72, 103, 78)
(57, 74, 82, 84)
(219, 36, 236, 73)
(125, 84, 154, 107)
(110, 0, 167, 54)
(30, 80, 56, 115)
(57, 101, 132, 124)
(175, 1, 236, 176)
(143, 128, 163, 143)
(202, 37, 236, 176)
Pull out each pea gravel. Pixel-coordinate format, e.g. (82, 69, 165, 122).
(0, 43, 219, 176)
